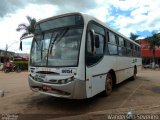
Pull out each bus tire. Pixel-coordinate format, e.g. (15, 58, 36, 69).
(131, 67, 137, 80)
(105, 73, 113, 96)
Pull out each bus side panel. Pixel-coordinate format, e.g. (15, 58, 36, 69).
(116, 57, 142, 83)
(86, 56, 117, 97)
(135, 57, 142, 73)
(86, 56, 142, 98)
(116, 56, 131, 83)
(91, 75, 106, 97)
(86, 78, 92, 98)
(73, 80, 87, 99)
(86, 67, 106, 98)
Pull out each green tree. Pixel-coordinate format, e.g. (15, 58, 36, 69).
(16, 16, 36, 50)
(130, 32, 139, 43)
(146, 32, 160, 68)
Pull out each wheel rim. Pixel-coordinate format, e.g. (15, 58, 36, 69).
(105, 74, 112, 95)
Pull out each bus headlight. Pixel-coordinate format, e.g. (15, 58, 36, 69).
(59, 76, 74, 84)
(66, 76, 74, 82)
(60, 79, 66, 84)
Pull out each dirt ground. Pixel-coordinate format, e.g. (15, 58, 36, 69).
(0, 69, 160, 120)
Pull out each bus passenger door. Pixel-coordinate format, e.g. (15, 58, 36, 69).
(85, 23, 105, 98)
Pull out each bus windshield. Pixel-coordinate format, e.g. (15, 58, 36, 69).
(30, 14, 84, 67)
(30, 27, 83, 67)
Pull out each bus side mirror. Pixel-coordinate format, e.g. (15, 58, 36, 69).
(95, 35, 100, 48)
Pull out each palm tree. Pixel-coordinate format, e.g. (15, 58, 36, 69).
(146, 32, 160, 68)
(130, 32, 139, 43)
(16, 16, 36, 50)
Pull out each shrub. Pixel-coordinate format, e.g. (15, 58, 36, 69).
(13, 61, 28, 70)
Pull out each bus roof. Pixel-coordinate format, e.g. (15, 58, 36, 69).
(81, 13, 140, 47)
(37, 12, 140, 47)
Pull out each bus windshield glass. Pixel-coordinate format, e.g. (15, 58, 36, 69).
(35, 15, 84, 33)
(30, 15, 84, 67)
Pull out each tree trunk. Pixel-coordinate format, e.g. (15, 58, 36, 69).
(152, 48, 155, 69)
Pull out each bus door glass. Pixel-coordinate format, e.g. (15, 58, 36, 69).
(86, 22, 105, 97)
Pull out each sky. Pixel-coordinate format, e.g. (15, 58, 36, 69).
(0, 0, 160, 53)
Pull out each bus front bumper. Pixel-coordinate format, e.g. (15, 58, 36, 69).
(28, 76, 86, 99)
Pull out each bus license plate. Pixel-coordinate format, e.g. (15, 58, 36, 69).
(42, 86, 52, 91)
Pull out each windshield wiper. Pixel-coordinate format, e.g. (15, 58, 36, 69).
(49, 28, 69, 54)
(41, 42, 43, 60)
(49, 33, 59, 54)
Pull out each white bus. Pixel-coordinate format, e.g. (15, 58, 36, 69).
(28, 12, 142, 99)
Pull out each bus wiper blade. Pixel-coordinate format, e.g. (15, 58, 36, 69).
(49, 28, 69, 54)
(49, 33, 59, 54)
(41, 42, 43, 60)
(51, 33, 59, 45)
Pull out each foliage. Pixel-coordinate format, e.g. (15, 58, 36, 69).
(16, 16, 36, 50)
(16, 16, 36, 38)
(145, 33, 160, 49)
(13, 61, 28, 70)
(129, 32, 139, 40)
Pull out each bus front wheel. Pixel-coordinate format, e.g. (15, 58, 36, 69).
(105, 73, 113, 96)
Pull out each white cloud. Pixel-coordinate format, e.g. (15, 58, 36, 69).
(86, 7, 109, 23)
(107, 0, 139, 11)
(107, 0, 160, 37)
(22, 4, 59, 20)
(0, 4, 58, 53)
(1, 0, 160, 54)
(137, 36, 145, 40)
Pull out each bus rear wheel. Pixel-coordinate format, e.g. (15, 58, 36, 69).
(131, 67, 137, 80)
(105, 73, 113, 96)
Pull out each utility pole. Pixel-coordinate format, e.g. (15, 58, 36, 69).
(4, 41, 18, 62)
(4, 44, 8, 62)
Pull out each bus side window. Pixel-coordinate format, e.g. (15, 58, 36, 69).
(108, 32, 118, 55)
(133, 45, 137, 57)
(95, 34, 104, 55)
(126, 41, 132, 57)
(118, 37, 127, 56)
(105, 31, 109, 55)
